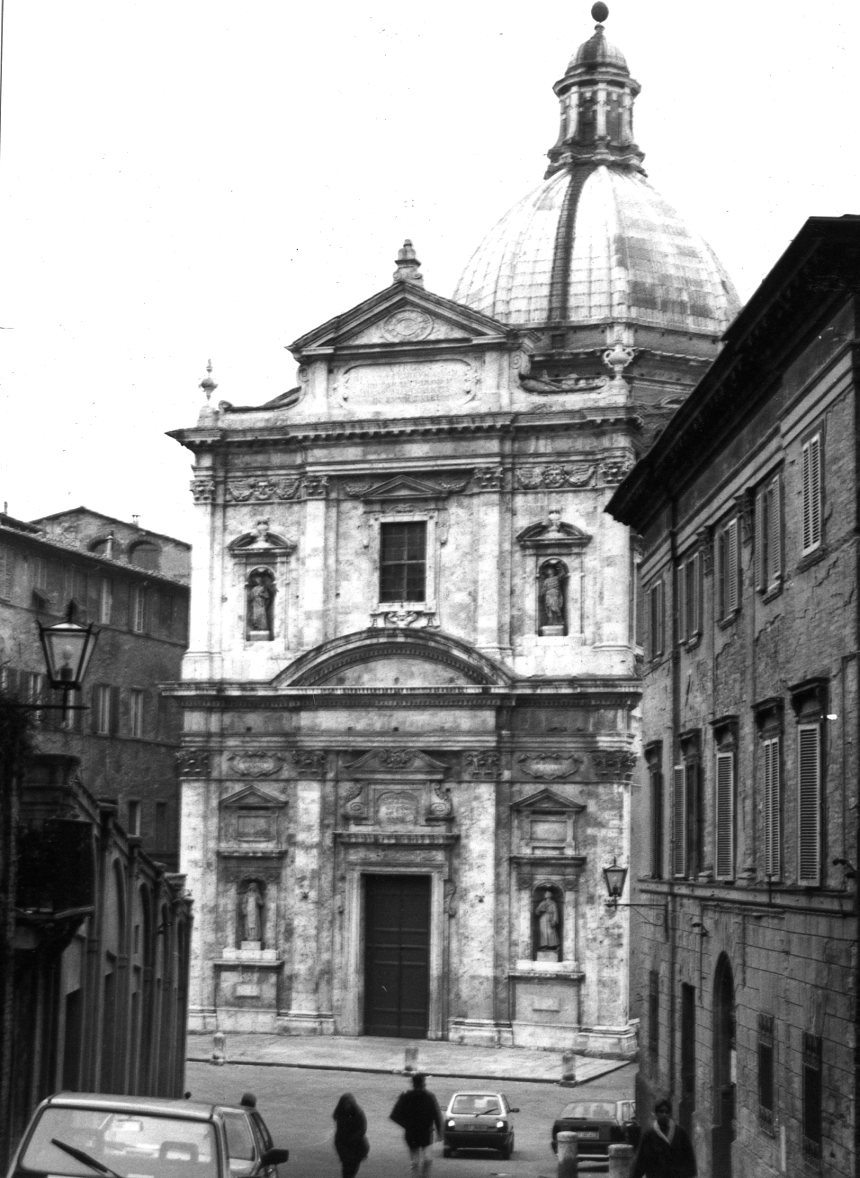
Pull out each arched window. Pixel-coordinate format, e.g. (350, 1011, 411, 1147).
(128, 541, 161, 572)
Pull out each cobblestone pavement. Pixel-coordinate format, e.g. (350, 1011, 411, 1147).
(187, 1032, 632, 1086)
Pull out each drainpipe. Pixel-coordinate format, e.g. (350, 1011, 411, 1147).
(667, 494, 680, 1103)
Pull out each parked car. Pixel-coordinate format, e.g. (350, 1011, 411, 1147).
(550, 1099, 639, 1169)
(442, 1090, 518, 1159)
(6, 1092, 289, 1178)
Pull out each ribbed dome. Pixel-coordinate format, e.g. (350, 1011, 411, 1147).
(454, 165, 739, 335)
(453, 8, 740, 349)
(570, 26, 628, 72)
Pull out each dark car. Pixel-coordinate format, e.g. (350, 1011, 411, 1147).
(5, 1092, 289, 1178)
(550, 1099, 639, 1169)
(442, 1090, 518, 1159)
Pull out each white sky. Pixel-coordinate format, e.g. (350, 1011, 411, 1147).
(1, 0, 859, 542)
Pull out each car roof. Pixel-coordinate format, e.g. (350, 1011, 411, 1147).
(448, 1091, 504, 1097)
(43, 1093, 247, 1121)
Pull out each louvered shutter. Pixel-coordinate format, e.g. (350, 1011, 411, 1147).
(726, 520, 740, 613)
(764, 736, 781, 879)
(672, 765, 687, 877)
(767, 477, 782, 584)
(802, 436, 822, 554)
(677, 563, 687, 643)
(715, 751, 735, 879)
(797, 724, 821, 885)
(755, 488, 766, 590)
(690, 552, 701, 635)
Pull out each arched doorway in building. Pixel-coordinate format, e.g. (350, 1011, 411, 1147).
(712, 954, 736, 1177)
(363, 874, 431, 1038)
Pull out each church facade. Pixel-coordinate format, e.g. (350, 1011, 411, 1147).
(170, 6, 738, 1051)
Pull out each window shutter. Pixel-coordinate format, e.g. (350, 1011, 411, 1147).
(767, 477, 782, 584)
(797, 724, 821, 885)
(755, 488, 766, 590)
(672, 765, 687, 877)
(110, 686, 121, 735)
(726, 520, 739, 613)
(677, 563, 687, 643)
(690, 553, 701, 636)
(715, 751, 735, 879)
(764, 737, 781, 879)
(802, 435, 822, 554)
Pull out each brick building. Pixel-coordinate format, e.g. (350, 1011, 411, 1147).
(0, 507, 190, 867)
(607, 217, 860, 1177)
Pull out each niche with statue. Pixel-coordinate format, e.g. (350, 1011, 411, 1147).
(533, 884, 563, 962)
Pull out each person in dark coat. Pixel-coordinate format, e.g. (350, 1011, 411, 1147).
(630, 1099, 697, 1178)
(390, 1073, 443, 1178)
(333, 1093, 369, 1178)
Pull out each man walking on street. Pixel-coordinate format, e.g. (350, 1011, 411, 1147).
(390, 1073, 443, 1178)
(630, 1098, 697, 1177)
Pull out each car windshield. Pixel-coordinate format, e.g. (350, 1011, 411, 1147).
(451, 1096, 501, 1116)
(19, 1107, 219, 1178)
(561, 1103, 617, 1121)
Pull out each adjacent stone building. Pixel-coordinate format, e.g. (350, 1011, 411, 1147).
(607, 217, 860, 1177)
(169, 7, 738, 1049)
(0, 507, 190, 867)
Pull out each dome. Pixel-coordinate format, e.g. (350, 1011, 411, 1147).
(454, 165, 739, 335)
(453, 7, 740, 349)
(569, 25, 628, 72)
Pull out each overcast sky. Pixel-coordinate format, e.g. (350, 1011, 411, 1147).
(1, 1, 858, 542)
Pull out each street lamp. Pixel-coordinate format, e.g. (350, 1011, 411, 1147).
(37, 602, 99, 705)
(602, 857, 668, 931)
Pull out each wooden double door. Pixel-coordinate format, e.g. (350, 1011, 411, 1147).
(363, 874, 431, 1038)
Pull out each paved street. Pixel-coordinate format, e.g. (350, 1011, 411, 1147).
(184, 1040, 636, 1178)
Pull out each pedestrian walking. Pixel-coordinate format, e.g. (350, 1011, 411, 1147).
(333, 1093, 369, 1178)
(390, 1073, 443, 1178)
(629, 1098, 697, 1178)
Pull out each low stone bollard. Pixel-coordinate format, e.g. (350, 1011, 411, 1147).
(404, 1044, 419, 1073)
(561, 1050, 577, 1086)
(557, 1131, 578, 1178)
(608, 1142, 634, 1177)
(211, 1030, 227, 1066)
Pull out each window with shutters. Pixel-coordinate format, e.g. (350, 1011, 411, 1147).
(99, 577, 113, 624)
(801, 432, 823, 557)
(755, 473, 783, 595)
(802, 1033, 822, 1163)
(129, 688, 146, 738)
(645, 743, 664, 878)
(127, 799, 141, 838)
(758, 1014, 775, 1135)
(93, 684, 118, 736)
(677, 550, 703, 645)
(797, 724, 822, 886)
(791, 679, 827, 887)
(763, 736, 782, 881)
(0, 547, 14, 600)
(673, 733, 704, 879)
(379, 521, 427, 603)
(130, 584, 148, 633)
(648, 970, 660, 1062)
(713, 720, 737, 881)
(647, 577, 664, 659)
(715, 517, 740, 621)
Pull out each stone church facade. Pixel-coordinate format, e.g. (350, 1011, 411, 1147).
(169, 7, 738, 1051)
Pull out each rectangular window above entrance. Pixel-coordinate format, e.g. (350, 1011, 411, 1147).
(379, 521, 427, 602)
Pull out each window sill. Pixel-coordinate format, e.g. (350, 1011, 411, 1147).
(760, 580, 784, 604)
(797, 546, 826, 573)
(717, 610, 740, 630)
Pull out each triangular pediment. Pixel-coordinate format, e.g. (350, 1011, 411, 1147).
(353, 473, 469, 503)
(343, 748, 450, 779)
(511, 788, 585, 813)
(220, 784, 284, 809)
(289, 283, 526, 359)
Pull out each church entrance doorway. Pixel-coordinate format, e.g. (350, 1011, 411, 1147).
(363, 874, 431, 1038)
(711, 954, 736, 1177)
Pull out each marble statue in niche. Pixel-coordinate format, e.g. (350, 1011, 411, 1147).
(534, 886, 561, 961)
(538, 560, 568, 635)
(239, 879, 265, 945)
(246, 568, 275, 639)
